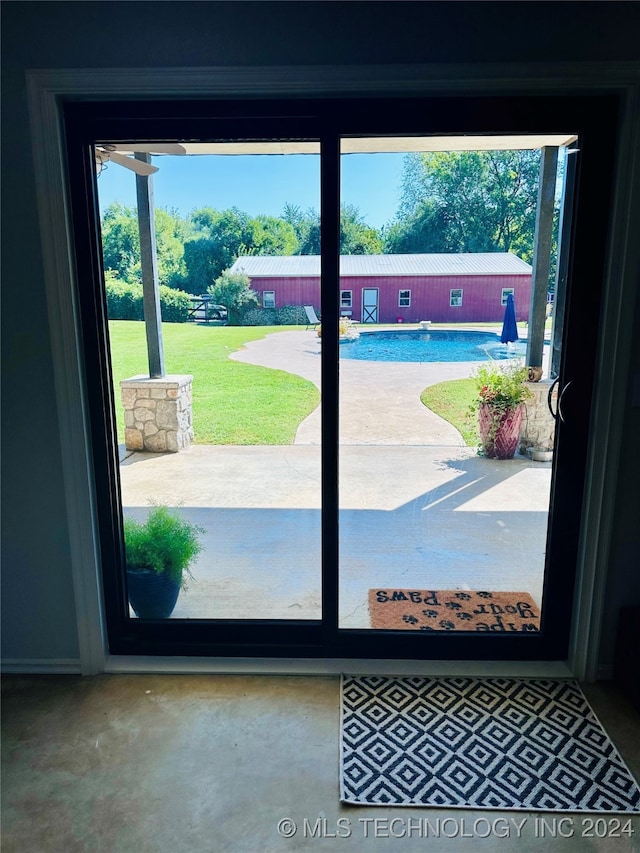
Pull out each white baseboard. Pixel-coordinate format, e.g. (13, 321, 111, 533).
(1, 659, 82, 675)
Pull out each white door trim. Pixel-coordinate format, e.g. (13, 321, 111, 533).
(25, 62, 640, 678)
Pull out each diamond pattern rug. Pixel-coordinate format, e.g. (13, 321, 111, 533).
(341, 676, 640, 811)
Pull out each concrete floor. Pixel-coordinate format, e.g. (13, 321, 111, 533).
(120, 330, 552, 624)
(2, 674, 639, 852)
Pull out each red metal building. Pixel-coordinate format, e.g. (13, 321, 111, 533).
(229, 253, 532, 324)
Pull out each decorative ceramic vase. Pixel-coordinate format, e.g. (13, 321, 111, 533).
(479, 403, 524, 459)
(126, 568, 181, 619)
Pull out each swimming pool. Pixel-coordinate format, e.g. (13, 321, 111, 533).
(340, 330, 540, 363)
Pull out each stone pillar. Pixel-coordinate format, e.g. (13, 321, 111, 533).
(519, 380, 557, 455)
(121, 375, 194, 453)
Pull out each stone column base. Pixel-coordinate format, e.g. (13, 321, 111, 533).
(121, 374, 194, 453)
(519, 379, 556, 455)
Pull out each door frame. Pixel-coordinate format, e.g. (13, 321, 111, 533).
(26, 63, 640, 676)
(66, 95, 611, 663)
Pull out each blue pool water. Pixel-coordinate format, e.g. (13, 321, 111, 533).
(340, 330, 538, 363)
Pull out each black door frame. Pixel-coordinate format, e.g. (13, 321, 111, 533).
(63, 92, 619, 661)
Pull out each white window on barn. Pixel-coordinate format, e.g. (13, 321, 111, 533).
(398, 289, 411, 307)
(340, 290, 353, 308)
(450, 288, 463, 307)
(501, 287, 515, 306)
(263, 290, 276, 309)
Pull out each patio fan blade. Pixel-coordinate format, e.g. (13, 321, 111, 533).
(94, 142, 185, 176)
(94, 147, 158, 176)
(107, 151, 159, 175)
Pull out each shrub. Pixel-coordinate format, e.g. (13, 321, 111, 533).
(241, 304, 309, 326)
(317, 317, 358, 338)
(277, 304, 308, 325)
(207, 270, 259, 325)
(105, 276, 192, 322)
(105, 275, 144, 320)
(157, 286, 191, 322)
(242, 307, 278, 326)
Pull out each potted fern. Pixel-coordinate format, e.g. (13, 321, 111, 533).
(471, 361, 532, 459)
(124, 505, 204, 618)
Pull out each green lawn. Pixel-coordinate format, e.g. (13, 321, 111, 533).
(420, 378, 479, 447)
(109, 321, 319, 445)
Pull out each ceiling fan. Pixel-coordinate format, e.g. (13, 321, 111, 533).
(94, 143, 186, 176)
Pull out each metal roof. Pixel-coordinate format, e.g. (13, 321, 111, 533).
(229, 253, 532, 278)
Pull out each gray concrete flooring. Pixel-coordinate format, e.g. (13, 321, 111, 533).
(2, 674, 639, 852)
(120, 330, 552, 624)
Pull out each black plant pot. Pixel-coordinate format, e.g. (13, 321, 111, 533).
(126, 568, 181, 619)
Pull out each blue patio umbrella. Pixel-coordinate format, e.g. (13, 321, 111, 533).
(500, 293, 519, 344)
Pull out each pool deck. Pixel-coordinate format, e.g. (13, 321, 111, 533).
(119, 328, 552, 625)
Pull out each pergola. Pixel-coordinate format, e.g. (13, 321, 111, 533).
(129, 133, 577, 380)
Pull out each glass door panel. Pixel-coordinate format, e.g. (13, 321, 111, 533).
(95, 140, 322, 621)
(338, 137, 568, 637)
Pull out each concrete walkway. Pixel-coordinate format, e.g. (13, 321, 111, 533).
(230, 329, 473, 446)
(119, 328, 552, 626)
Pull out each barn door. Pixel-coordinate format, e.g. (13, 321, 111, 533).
(362, 288, 379, 323)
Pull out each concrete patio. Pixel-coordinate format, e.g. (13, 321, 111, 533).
(119, 330, 552, 626)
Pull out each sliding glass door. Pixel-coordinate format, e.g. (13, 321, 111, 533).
(337, 137, 562, 641)
(105, 141, 323, 623)
(63, 94, 618, 660)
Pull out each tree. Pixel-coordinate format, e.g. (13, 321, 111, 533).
(182, 237, 218, 294)
(100, 202, 187, 288)
(339, 204, 383, 254)
(282, 204, 321, 254)
(383, 200, 453, 254)
(250, 214, 298, 256)
(153, 208, 188, 288)
(183, 207, 256, 291)
(101, 203, 141, 284)
(207, 270, 258, 325)
(386, 151, 541, 262)
(282, 203, 382, 254)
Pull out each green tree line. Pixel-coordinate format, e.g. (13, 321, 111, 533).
(101, 149, 558, 296)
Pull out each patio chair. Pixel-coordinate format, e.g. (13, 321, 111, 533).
(304, 305, 320, 329)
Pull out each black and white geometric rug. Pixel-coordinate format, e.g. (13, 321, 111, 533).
(341, 676, 640, 811)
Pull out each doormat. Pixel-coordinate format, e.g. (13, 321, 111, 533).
(368, 589, 540, 633)
(341, 676, 640, 811)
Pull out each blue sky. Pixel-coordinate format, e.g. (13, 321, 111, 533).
(96, 152, 406, 230)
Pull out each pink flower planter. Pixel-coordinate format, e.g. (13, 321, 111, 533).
(478, 403, 524, 459)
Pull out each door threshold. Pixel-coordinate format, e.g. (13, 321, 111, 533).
(105, 655, 574, 678)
